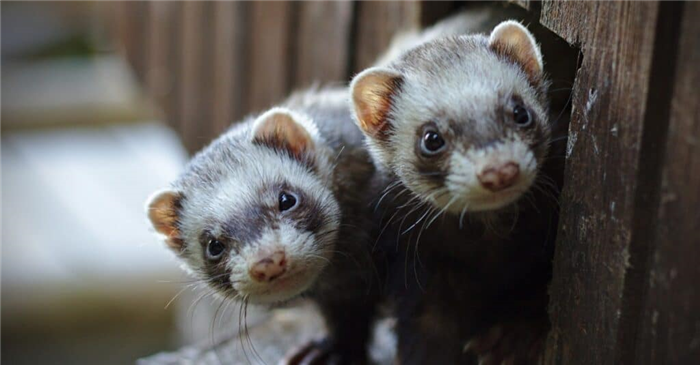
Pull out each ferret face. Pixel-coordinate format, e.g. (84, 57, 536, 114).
(351, 21, 549, 214)
(146, 109, 340, 304)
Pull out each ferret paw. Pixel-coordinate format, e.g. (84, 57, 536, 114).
(463, 318, 548, 365)
(279, 338, 367, 365)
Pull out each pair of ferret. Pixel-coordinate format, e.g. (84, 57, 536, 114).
(147, 10, 558, 365)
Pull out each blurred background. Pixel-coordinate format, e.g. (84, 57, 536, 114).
(1, 1, 458, 364)
(2, 2, 188, 364)
(3, 1, 575, 364)
(3, 1, 693, 364)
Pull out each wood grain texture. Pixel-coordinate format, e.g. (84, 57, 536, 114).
(179, 1, 216, 153)
(509, 0, 531, 12)
(146, 1, 179, 130)
(634, 2, 700, 364)
(294, 1, 354, 87)
(212, 1, 249, 135)
(539, 2, 662, 364)
(419, 1, 458, 27)
(352, 1, 421, 73)
(247, 1, 294, 113)
(114, 1, 150, 83)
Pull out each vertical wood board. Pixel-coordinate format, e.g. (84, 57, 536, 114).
(539, 2, 661, 364)
(247, 1, 294, 113)
(294, 1, 354, 87)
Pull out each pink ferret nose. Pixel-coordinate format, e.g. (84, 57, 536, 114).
(478, 162, 520, 192)
(249, 250, 287, 283)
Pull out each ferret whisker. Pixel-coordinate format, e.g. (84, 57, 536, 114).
(157, 277, 216, 285)
(428, 194, 458, 228)
(417, 171, 447, 177)
(237, 294, 250, 365)
(406, 186, 450, 288)
(188, 289, 216, 332)
(210, 294, 227, 365)
(401, 204, 433, 235)
(308, 254, 332, 266)
(397, 199, 429, 241)
(373, 189, 415, 252)
(164, 285, 191, 310)
(548, 135, 569, 145)
(459, 203, 470, 230)
(551, 85, 574, 128)
(373, 181, 403, 211)
(333, 145, 346, 164)
(245, 297, 265, 365)
(413, 204, 438, 292)
(387, 186, 410, 206)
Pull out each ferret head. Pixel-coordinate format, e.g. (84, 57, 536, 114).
(351, 21, 549, 214)
(146, 108, 340, 304)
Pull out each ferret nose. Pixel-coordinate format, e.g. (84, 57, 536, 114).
(249, 251, 287, 283)
(478, 162, 520, 192)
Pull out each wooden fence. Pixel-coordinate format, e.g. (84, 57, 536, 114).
(113, 1, 699, 364)
(111, 1, 456, 153)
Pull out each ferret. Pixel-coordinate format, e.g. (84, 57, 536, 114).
(146, 87, 383, 364)
(350, 20, 561, 364)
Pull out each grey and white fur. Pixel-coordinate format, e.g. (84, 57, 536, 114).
(146, 87, 383, 364)
(350, 12, 561, 365)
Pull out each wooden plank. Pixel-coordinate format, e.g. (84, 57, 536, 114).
(293, 1, 354, 87)
(352, 1, 421, 73)
(419, 1, 457, 27)
(212, 1, 249, 134)
(634, 3, 700, 364)
(247, 1, 294, 113)
(146, 1, 175, 124)
(179, 1, 216, 153)
(509, 0, 531, 12)
(539, 2, 662, 364)
(113, 1, 150, 83)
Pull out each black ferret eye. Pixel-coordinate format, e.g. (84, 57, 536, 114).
(207, 239, 225, 259)
(513, 105, 532, 127)
(421, 129, 446, 156)
(278, 192, 298, 212)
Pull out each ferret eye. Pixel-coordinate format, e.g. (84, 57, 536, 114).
(421, 130, 446, 155)
(278, 192, 298, 212)
(207, 239, 225, 259)
(513, 105, 532, 127)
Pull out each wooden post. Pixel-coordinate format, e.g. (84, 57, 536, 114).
(247, 1, 295, 113)
(211, 1, 249, 135)
(293, 1, 354, 87)
(352, 1, 421, 73)
(179, 1, 216, 153)
(632, 2, 700, 364)
(539, 1, 698, 364)
(145, 1, 179, 130)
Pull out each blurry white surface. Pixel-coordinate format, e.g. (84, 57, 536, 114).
(1, 55, 154, 127)
(2, 122, 187, 291)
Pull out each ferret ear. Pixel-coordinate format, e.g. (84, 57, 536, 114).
(251, 108, 316, 159)
(146, 189, 184, 251)
(488, 20, 543, 84)
(350, 67, 403, 139)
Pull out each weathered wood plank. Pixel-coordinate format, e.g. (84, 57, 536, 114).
(539, 2, 662, 364)
(352, 1, 421, 73)
(294, 1, 354, 87)
(114, 1, 150, 83)
(509, 0, 531, 12)
(179, 1, 216, 153)
(247, 1, 294, 113)
(634, 3, 700, 364)
(212, 1, 249, 134)
(146, 1, 177, 128)
(419, 1, 457, 27)
(539, 1, 594, 46)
